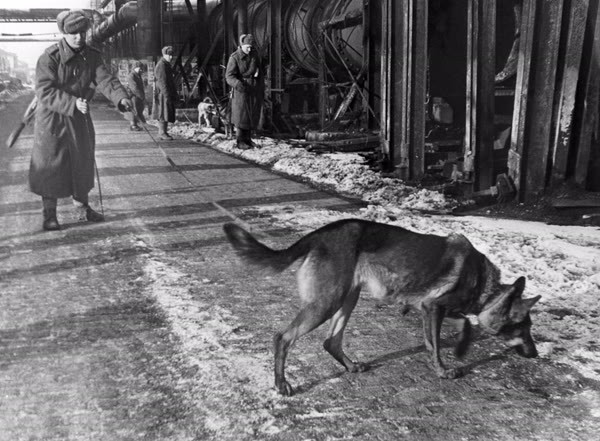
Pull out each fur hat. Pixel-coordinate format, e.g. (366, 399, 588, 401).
(162, 46, 174, 56)
(239, 34, 255, 46)
(57, 10, 90, 34)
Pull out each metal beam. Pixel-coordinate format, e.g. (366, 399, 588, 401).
(137, 0, 161, 58)
(0, 9, 68, 22)
(238, 0, 248, 35)
(269, 0, 283, 120)
(223, 0, 234, 94)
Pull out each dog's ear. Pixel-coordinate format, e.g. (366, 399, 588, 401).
(509, 294, 541, 322)
(497, 277, 527, 314)
(510, 276, 526, 298)
(478, 277, 527, 334)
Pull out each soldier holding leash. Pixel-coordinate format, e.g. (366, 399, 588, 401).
(29, 10, 132, 231)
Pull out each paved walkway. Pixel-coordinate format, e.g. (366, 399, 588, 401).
(0, 95, 361, 440)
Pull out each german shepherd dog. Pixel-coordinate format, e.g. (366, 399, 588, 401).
(223, 219, 541, 396)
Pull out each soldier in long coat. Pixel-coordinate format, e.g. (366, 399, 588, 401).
(29, 10, 132, 231)
(225, 34, 264, 149)
(126, 60, 146, 131)
(151, 46, 177, 140)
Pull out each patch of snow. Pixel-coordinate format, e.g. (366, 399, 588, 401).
(142, 253, 285, 437)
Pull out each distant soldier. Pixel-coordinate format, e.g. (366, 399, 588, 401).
(126, 60, 147, 131)
(152, 46, 177, 140)
(225, 34, 264, 149)
(29, 10, 132, 231)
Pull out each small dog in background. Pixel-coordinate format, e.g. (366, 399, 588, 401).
(198, 97, 216, 128)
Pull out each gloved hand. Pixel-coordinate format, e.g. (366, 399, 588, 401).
(75, 98, 89, 114)
(235, 81, 248, 93)
(119, 98, 133, 112)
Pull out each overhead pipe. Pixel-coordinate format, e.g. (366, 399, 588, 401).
(88, 1, 137, 47)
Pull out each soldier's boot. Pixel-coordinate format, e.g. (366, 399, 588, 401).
(42, 208, 60, 231)
(75, 205, 105, 222)
(158, 122, 173, 140)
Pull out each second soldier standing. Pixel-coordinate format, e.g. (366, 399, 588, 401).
(126, 60, 146, 131)
(152, 46, 177, 140)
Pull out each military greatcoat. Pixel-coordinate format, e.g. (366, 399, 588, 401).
(29, 39, 128, 199)
(225, 47, 264, 130)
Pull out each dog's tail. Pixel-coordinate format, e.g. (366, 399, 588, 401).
(223, 223, 310, 272)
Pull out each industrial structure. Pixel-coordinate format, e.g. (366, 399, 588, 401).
(1, 0, 599, 203)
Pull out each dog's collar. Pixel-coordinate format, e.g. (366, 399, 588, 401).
(460, 313, 500, 335)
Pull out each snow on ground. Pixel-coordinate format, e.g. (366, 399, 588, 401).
(140, 243, 285, 437)
(169, 122, 600, 383)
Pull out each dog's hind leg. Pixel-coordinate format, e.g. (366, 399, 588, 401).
(323, 285, 368, 373)
(274, 303, 334, 396)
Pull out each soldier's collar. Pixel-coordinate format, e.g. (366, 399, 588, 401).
(58, 39, 88, 63)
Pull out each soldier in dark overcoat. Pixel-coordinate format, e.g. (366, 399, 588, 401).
(225, 34, 264, 149)
(126, 60, 147, 131)
(151, 46, 177, 140)
(29, 10, 132, 231)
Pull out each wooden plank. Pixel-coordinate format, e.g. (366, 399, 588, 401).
(410, 0, 427, 179)
(509, 0, 537, 199)
(379, 0, 395, 170)
(465, 0, 496, 191)
(464, 0, 476, 178)
(393, 0, 411, 176)
(552, 0, 589, 185)
(363, 0, 373, 128)
(553, 198, 600, 208)
(477, 0, 496, 191)
(523, 0, 565, 201)
(575, 0, 600, 186)
(381, 0, 426, 179)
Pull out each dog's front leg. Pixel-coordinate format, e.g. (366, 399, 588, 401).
(422, 303, 461, 379)
(454, 318, 472, 358)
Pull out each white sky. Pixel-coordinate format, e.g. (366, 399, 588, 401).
(0, 0, 92, 68)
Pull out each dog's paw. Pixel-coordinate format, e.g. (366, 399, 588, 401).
(348, 362, 370, 373)
(276, 380, 294, 396)
(438, 367, 463, 379)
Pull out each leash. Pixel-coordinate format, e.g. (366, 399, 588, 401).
(130, 105, 257, 234)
